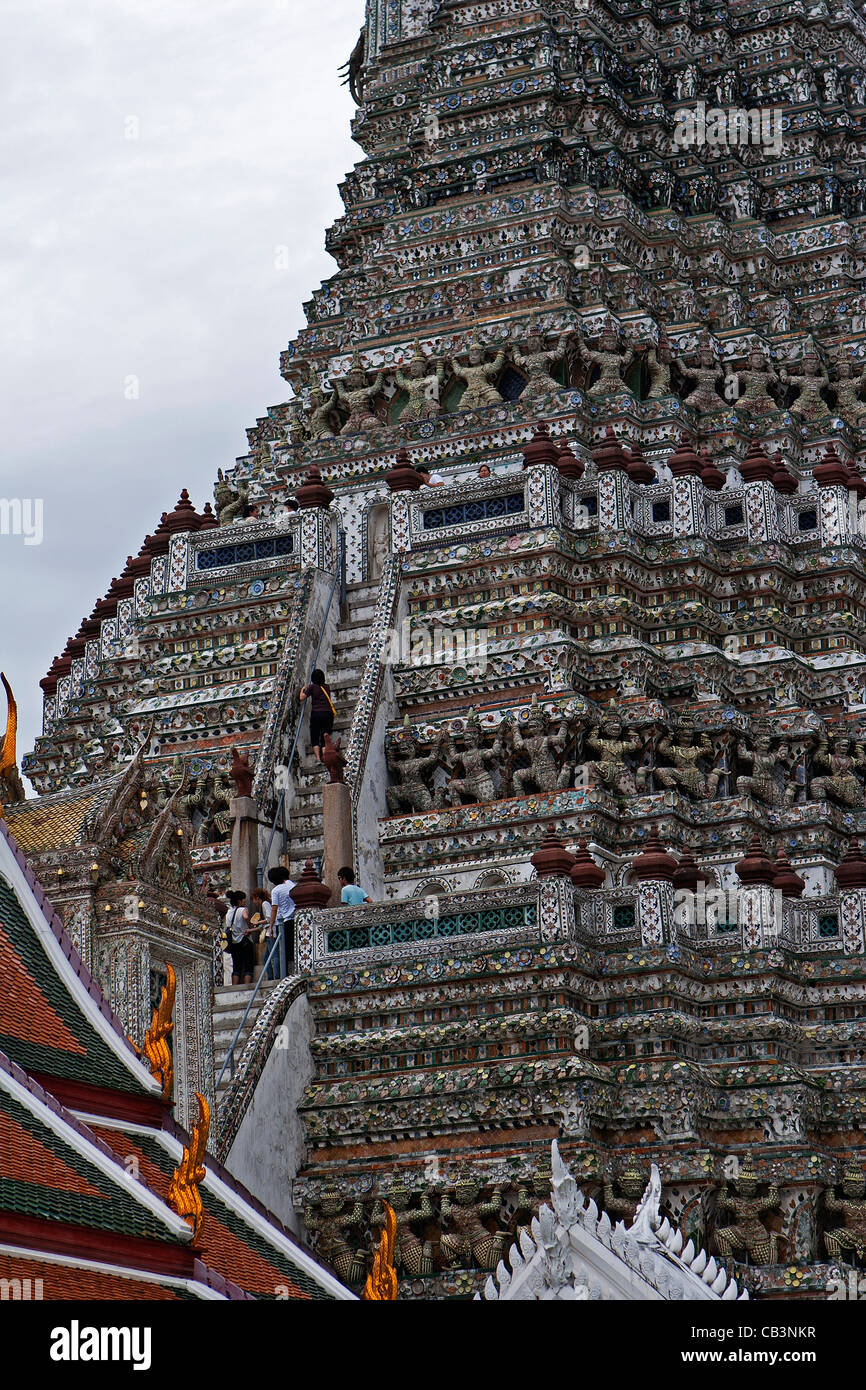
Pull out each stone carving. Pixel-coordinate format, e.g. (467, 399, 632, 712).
(230, 749, 254, 799)
(440, 1178, 506, 1270)
(448, 337, 506, 408)
(305, 368, 338, 438)
(603, 1160, 648, 1224)
(335, 350, 384, 434)
(645, 332, 672, 398)
(579, 326, 635, 397)
(736, 734, 790, 807)
(214, 469, 249, 526)
(737, 346, 781, 416)
(676, 332, 724, 411)
(713, 1161, 781, 1265)
(586, 715, 641, 798)
(781, 342, 831, 421)
(394, 341, 446, 420)
(443, 711, 505, 804)
(304, 1189, 366, 1285)
(832, 349, 866, 426)
(505, 701, 573, 795)
(512, 326, 571, 399)
(386, 719, 449, 814)
(650, 723, 721, 800)
(372, 1183, 435, 1277)
(809, 736, 866, 808)
(824, 1165, 866, 1263)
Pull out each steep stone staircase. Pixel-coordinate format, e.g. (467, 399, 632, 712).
(213, 980, 281, 1108)
(286, 579, 378, 880)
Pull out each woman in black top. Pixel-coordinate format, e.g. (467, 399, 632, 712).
(299, 667, 335, 763)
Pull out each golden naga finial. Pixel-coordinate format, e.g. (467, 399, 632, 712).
(0, 672, 25, 817)
(168, 1092, 210, 1243)
(363, 1201, 398, 1301)
(141, 963, 176, 1099)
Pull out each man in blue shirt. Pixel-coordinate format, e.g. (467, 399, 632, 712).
(338, 867, 371, 905)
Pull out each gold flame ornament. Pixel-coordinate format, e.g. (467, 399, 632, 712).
(168, 1092, 210, 1242)
(0, 672, 24, 817)
(141, 963, 176, 1099)
(364, 1201, 398, 1301)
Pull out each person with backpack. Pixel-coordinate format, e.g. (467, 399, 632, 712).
(299, 667, 336, 764)
(225, 890, 256, 985)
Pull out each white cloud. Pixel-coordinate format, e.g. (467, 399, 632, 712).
(0, 0, 362, 782)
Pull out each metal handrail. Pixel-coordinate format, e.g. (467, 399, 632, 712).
(258, 530, 346, 886)
(216, 932, 284, 1090)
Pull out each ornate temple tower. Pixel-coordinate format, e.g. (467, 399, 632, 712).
(22, 0, 866, 1294)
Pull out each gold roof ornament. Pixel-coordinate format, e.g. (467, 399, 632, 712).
(0, 672, 25, 817)
(363, 1201, 398, 1301)
(141, 963, 176, 1099)
(168, 1092, 210, 1242)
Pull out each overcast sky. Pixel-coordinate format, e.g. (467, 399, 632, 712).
(1, 0, 362, 788)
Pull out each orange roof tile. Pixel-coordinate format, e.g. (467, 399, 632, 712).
(0, 922, 86, 1056)
(0, 1109, 105, 1197)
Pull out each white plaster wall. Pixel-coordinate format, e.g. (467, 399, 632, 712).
(223, 992, 314, 1232)
(354, 584, 406, 901)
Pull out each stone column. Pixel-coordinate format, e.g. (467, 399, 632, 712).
(815, 445, 853, 546)
(321, 781, 354, 907)
(230, 796, 260, 902)
(743, 480, 780, 544)
(631, 824, 678, 947)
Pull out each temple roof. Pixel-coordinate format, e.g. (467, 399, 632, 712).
(0, 817, 159, 1100)
(3, 778, 119, 854)
(0, 814, 353, 1300)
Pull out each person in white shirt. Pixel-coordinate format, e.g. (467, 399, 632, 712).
(415, 466, 446, 486)
(267, 866, 297, 977)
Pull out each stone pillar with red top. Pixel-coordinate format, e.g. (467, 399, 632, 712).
(291, 859, 332, 972)
(739, 437, 780, 545)
(814, 442, 855, 547)
(666, 433, 704, 538)
(294, 465, 335, 569)
(530, 832, 576, 943)
(592, 425, 629, 534)
(320, 734, 353, 908)
(522, 423, 562, 531)
(630, 824, 678, 947)
(734, 833, 780, 950)
(836, 837, 866, 954)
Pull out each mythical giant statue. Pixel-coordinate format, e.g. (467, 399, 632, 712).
(449, 337, 506, 409)
(781, 341, 831, 422)
(439, 1178, 506, 1271)
(579, 325, 635, 396)
(586, 715, 642, 798)
(304, 1190, 366, 1285)
(371, 1183, 435, 1278)
(214, 469, 249, 526)
(305, 368, 338, 439)
(831, 349, 866, 427)
(603, 1161, 650, 1224)
(394, 340, 446, 420)
(335, 350, 384, 434)
(443, 712, 505, 805)
(824, 1165, 866, 1263)
(736, 346, 781, 416)
(651, 724, 720, 800)
(512, 326, 571, 399)
(713, 1160, 781, 1265)
(809, 735, 866, 809)
(505, 701, 574, 795)
(386, 720, 449, 814)
(736, 734, 788, 807)
(676, 331, 724, 411)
